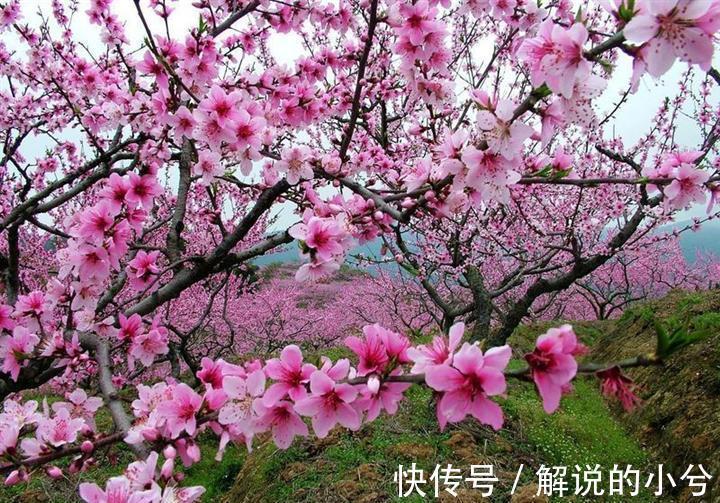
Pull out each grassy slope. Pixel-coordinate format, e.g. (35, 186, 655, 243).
(591, 289, 720, 502)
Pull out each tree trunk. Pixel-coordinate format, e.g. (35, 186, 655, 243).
(465, 266, 492, 343)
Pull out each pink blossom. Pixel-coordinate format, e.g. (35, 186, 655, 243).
(158, 486, 205, 503)
(624, 0, 718, 76)
(294, 369, 361, 438)
(476, 99, 533, 159)
(262, 345, 316, 406)
(15, 291, 47, 318)
(253, 400, 309, 449)
(2, 398, 41, 427)
(129, 327, 169, 368)
(403, 157, 432, 192)
(218, 370, 266, 428)
(517, 21, 590, 98)
(118, 313, 144, 342)
(79, 476, 153, 503)
(275, 146, 313, 185)
(425, 342, 511, 430)
(136, 50, 168, 90)
(126, 173, 161, 209)
(294, 258, 341, 282)
(0, 326, 40, 381)
(0, 421, 19, 456)
(37, 407, 86, 447)
(169, 106, 196, 140)
(53, 389, 103, 423)
(407, 321, 464, 373)
(461, 147, 520, 204)
(193, 150, 223, 186)
(356, 379, 411, 422)
(396, 0, 441, 46)
(197, 85, 239, 130)
(157, 383, 204, 438)
(231, 109, 266, 152)
(125, 451, 159, 491)
(345, 327, 389, 376)
(290, 216, 346, 261)
(525, 324, 581, 413)
(126, 250, 161, 291)
(0, 304, 16, 331)
(597, 366, 641, 411)
(0, 1, 21, 28)
(345, 323, 411, 376)
(197, 357, 245, 390)
(665, 163, 710, 209)
(78, 202, 115, 244)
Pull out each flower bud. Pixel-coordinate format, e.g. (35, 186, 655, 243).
(373, 211, 383, 221)
(81, 440, 94, 454)
(367, 375, 381, 395)
(161, 458, 174, 479)
(4, 470, 21, 486)
(46, 466, 63, 479)
(163, 445, 177, 460)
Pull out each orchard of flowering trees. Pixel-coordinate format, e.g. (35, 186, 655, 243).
(0, 0, 719, 500)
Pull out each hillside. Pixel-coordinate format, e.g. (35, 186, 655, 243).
(591, 290, 720, 501)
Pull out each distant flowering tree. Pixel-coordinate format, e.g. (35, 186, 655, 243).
(553, 236, 720, 321)
(0, 0, 719, 500)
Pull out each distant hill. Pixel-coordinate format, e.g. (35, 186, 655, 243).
(664, 219, 720, 261)
(253, 239, 390, 268)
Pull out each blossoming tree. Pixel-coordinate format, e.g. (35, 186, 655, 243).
(0, 0, 719, 500)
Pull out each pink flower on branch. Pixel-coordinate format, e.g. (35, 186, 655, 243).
(624, 0, 719, 77)
(0, 326, 40, 381)
(294, 367, 361, 438)
(425, 341, 511, 431)
(597, 366, 642, 411)
(407, 321, 464, 373)
(157, 383, 204, 438)
(253, 400, 309, 449)
(517, 21, 591, 98)
(262, 345, 316, 406)
(525, 325, 584, 413)
(275, 146, 314, 185)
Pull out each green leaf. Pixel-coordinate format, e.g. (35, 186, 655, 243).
(551, 168, 573, 179)
(532, 84, 552, 99)
(399, 262, 419, 277)
(654, 319, 670, 358)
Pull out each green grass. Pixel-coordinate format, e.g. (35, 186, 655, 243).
(183, 434, 246, 501)
(503, 377, 654, 502)
(504, 379, 648, 468)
